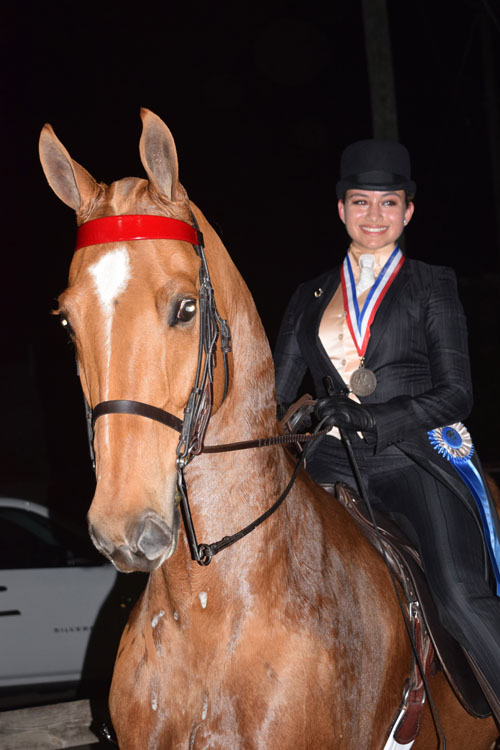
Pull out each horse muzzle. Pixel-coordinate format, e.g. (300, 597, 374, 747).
(88, 508, 180, 573)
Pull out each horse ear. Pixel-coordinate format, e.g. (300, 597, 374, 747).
(139, 109, 184, 202)
(39, 124, 100, 212)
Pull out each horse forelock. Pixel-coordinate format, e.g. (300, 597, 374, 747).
(77, 176, 192, 225)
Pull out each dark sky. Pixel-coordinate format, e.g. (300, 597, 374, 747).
(2, 0, 500, 519)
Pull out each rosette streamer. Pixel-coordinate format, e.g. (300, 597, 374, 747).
(428, 423, 500, 596)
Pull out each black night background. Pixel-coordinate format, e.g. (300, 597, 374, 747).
(2, 0, 500, 526)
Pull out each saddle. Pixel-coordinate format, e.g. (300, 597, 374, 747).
(323, 481, 493, 743)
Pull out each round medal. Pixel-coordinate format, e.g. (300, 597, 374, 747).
(349, 367, 377, 397)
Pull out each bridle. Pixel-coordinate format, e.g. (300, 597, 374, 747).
(74, 212, 325, 565)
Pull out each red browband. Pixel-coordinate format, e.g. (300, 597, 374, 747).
(75, 214, 200, 252)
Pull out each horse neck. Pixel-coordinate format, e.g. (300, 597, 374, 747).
(156, 211, 296, 598)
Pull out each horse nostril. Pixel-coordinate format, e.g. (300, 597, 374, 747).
(137, 515, 173, 560)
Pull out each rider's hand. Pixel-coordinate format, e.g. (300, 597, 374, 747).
(315, 395, 375, 433)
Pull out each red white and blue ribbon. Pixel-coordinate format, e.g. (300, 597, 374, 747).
(428, 423, 500, 596)
(341, 245, 405, 357)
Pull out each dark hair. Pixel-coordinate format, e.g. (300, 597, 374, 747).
(339, 190, 415, 208)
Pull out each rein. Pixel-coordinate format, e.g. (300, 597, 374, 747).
(92, 398, 325, 453)
(76, 213, 325, 565)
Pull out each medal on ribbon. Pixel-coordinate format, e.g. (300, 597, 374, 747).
(428, 423, 500, 596)
(341, 246, 405, 396)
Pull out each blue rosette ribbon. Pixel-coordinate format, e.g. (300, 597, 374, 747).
(428, 423, 500, 595)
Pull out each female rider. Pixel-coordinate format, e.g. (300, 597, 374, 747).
(273, 138, 500, 722)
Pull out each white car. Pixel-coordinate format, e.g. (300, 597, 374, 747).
(0, 497, 145, 691)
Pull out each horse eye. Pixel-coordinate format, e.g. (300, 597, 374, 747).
(60, 316, 75, 338)
(177, 298, 197, 323)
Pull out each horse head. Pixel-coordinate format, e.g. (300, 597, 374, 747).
(39, 110, 253, 573)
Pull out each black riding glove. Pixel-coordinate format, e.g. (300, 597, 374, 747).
(315, 395, 375, 433)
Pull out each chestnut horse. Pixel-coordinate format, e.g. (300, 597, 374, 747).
(39, 110, 498, 749)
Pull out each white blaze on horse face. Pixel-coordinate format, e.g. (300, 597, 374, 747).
(88, 247, 132, 442)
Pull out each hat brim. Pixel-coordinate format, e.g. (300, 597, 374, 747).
(336, 176, 416, 199)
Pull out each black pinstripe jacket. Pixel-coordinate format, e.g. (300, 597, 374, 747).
(273, 258, 492, 514)
(274, 258, 473, 446)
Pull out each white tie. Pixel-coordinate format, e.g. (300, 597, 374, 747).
(356, 254, 375, 295)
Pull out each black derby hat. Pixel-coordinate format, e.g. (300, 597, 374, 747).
(336, 139, 416, 198)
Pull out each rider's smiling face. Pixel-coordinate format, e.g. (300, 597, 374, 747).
(338, 189, 414, 254)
